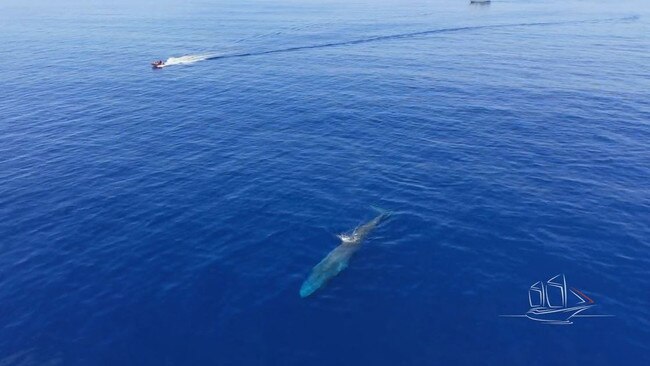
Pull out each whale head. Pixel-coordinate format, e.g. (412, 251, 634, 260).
(300, 273, 325, 298)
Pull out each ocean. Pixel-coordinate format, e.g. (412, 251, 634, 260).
(1, 0, 649, 365)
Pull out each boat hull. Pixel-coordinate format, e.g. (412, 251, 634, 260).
(526, 305, 593, 324)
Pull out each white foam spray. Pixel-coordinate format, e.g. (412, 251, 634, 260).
(164, 54, 213, 66)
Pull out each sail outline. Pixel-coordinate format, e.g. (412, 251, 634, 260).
(524, 274, 596, 324)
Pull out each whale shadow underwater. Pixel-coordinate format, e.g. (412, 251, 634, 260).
(299, 208, 391, 298)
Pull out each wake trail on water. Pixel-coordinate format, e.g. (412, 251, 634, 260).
(163, 54, 215, 66)
(166, 16, 638, 66)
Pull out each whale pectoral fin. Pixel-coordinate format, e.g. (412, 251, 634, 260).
(336, 261, 348, 272)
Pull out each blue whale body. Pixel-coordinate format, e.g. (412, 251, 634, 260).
(300, 210, 390, 298)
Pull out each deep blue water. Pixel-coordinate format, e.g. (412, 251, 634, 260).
(1, 0, 650, 364)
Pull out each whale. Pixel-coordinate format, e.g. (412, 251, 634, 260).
(299, 209, 391, 298)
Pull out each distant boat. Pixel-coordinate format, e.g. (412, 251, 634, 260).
(470, 0, 491, 4)
(526, 274, 595, 324)
(151, 60, 165, 69)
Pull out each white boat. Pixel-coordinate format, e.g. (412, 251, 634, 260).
(151, 60, 165, 69)
(525, 274, 594, 324)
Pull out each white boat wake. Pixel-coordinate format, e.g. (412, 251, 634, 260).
(155, 16, 638, 68)
(163, 54, 213, 66)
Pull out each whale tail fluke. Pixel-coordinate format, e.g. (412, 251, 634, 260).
(370, 205, 392, 220)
